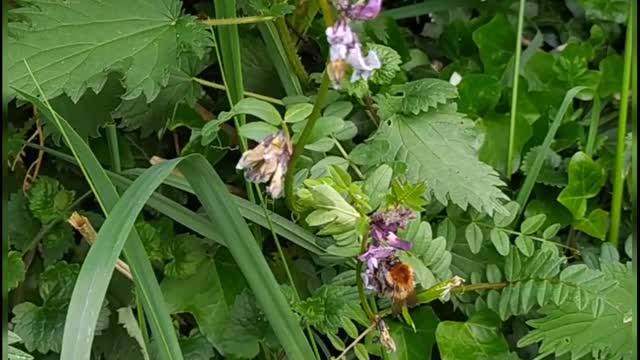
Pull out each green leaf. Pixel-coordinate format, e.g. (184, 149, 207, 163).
(518, 263, 633, 360)
(520, 146, 567, 188)
(479, 114, 533, 176)
(28, 176, 75, 224)
(93, 312, 145, 360)
(284, 103, 313, 123)
(386, 180, 428, 212)
(515, 235, 535, 257)
(472, 14, 515, 77)
(302, 183, 360, 237)
(350, 140, 390, 166)
(12, 262, 110, 355)
(8, 191, 40, 251)
(163, 234, 208, 279)
(238, 122, 279, 142)
(577, 0, 628, 23)
(436, 311, 513, 360)
(392, 79, 458, 115)
(598, 54, 625, 97)
(520, 214, 547, 235)
(363, 164, 393, 210)
(113, 53, 208, 137)
(574, 208, 610, 240)
(324, 101, 353, 118)
(294, 116, 345, 144)
(490, 228, 511, 256)
(458, 74, 501, 118)
(42, 223, 74, 266)
(387, 307, 439, 360)
(368, 43, 402, 85)
(42, 75, 124, 145)
(7, 251, 26, 291)
(354, 343, 369, 360)
(557, 152, 606, 219)
(465, 223, 484, 254)
(376, 111, 508, 215)
(542, 224, 562, 239)
(234, 98, 283, 125)
(117, 307, 150, 360)
(8, 1, 209, 102)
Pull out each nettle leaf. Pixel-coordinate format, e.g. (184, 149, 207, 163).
(367, 43, 402, 85)
(27, 176, 75, 224)
(8, 191, 40, 251)
(8, 0, 209, 102)
(520, 146, 567, 188)
(161, 250, 248, 355)
(376, 111, 508, 215)
(577, 0, 628, 23)
(349, 140, 390, 166)
(436, 311, 516, 360)
(113, 52, 209, 137)
(7, 251, 26, 291)
(472, 14, 515, 77)
(41, 74, 124, 145)
(390, 79, 458, 115)
(557, 152, 605, 219)
(518, 263, 633, 360)
(12, 262, 110, 354)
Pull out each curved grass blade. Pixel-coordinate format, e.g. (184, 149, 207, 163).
(515, 86, 587, 217)
(16, 67, 184, 359)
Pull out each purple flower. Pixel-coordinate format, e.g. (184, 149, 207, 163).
(236, 130, 292, 198)
(358, 245, 396, 292)
(370, 207, 415, 242)
(348, 0, 383, 20)
(382, 232, 412, 251)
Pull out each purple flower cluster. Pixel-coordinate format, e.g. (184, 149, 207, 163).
(358, 207, 415, 293)
(326, 0, 383, 88)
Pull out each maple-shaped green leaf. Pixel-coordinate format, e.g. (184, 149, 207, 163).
(219, 289, 279, 358)
(12, 262, 110, 354)
(41, 74, 124, 145)
(113, 53, 209, 137)
(135, 221, 166, 265)
(28, 176, 75, 224)
(7, 251, 26, 291)
(557, 152, 605, 219)
(8, 191, 40, 251)
(367, 44, 402, 85)
(178, 331, 217, 360)
(436, 311, 517, 360)
(575, 208, 609, 240)
(8, 0, 210, 102)
(520, 146, 568, 188)
(163, 234, 208, 279)
(375, 111, 508, 215)
(161, 250, 248, 354)
(390, 79, 458, 115)
(518, 263, 633, 360)
(41, 223, 74, 267)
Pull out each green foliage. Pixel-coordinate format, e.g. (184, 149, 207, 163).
(8, 191, 40, 251)
(386, 307, 439, 360)
(375, 110, 508, 215)
(28, 177, 75, 224)
(557, 152, 606, 219)
(368, 44, 402, 85)
(7, 251, 26, 291)
(8, 0, 210, 102)
(385, 79, 458, 115)
(8, 331, 34, 360)
(577, 0, 629, 23)
(436, 311, 517, 360)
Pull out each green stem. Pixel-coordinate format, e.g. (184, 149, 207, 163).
(333, 137, 364, 179)
(193, 77, 285, 105)
(356, 233, 375, 320)
(105, 123, 121, 173)
(506, 0, 526, 178)
(201, 16, 275, 26)
(284, 73, 331, 206)
(609, 8, 634, 246)
(585, 96, 602, 156)
(274, 15, 309, 84)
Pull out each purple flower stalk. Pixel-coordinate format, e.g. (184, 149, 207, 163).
(369, 207, 415, 248)
(326, 1, 383, 88)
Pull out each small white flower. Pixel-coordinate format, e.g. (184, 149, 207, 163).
(449, 72, 463, 86)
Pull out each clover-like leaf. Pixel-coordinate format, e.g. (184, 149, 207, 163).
(557, 152, 605, 219)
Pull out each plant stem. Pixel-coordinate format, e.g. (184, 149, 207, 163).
(201, 16, 276, 26)
(106, 123, 121, 173)
(274, 14, 309, 84)
(193, 77, 285, 105)
(585, 96, 602, 156)
(356, 234, 375, 320)
(335, 322, 377, 360)
(506, 0, 526, 178)
(609, 8, 633, 246)
(284, 73, 331, 205)
(333, 137, 364, 179)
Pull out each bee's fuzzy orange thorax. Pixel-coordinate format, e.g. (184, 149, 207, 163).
(388, 263, 414, 291)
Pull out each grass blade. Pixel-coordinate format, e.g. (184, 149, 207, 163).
(257, 22, 304, 95)
(506, 0, 526, 178)
(15, 82, 183, 359)
(515, 86, 587, 217)
(383, 0, 482, 19)
(609, 7, 634, 245)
